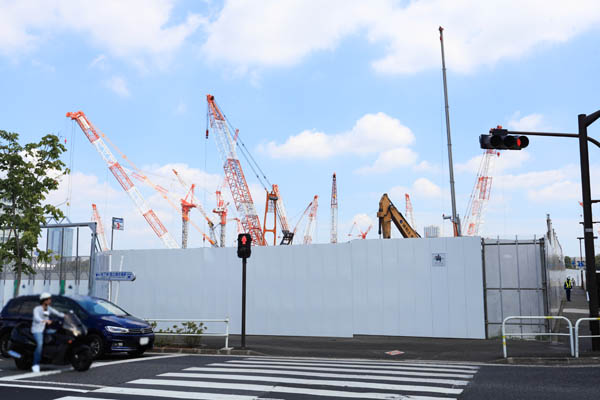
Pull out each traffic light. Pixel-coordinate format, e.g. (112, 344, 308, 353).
(480, 127, 529, 150)
(237, 233, 252, 259)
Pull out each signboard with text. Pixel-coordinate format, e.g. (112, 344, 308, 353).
(95, 271, 136, 281)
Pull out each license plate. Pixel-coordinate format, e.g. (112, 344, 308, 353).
(139, 337, 149, 345)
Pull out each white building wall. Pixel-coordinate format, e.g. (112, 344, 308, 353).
(93, 237, 485, 339)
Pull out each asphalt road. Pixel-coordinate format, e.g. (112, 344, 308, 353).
(0, 353, 599, 399)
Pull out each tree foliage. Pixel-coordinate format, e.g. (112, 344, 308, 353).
(0, 130, 67, 294)
(564, 255, 573, 268)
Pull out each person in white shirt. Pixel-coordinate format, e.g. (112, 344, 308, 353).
(31, 293, 64, 373)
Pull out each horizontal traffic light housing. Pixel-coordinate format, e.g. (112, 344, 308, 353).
(480, 128, 529, 150)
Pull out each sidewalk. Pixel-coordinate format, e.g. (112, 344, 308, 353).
(559, 286, 596, 353)
(155, 287, 600, 364)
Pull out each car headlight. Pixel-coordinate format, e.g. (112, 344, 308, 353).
(105, 326, 129, 334)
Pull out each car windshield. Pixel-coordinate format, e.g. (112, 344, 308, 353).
(76, 298, 129, 316)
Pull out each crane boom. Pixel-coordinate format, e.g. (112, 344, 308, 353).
(330, 173, 338, 243)
(206, 95, 265, 246)
(377, 193, 420, 239)
(303, 195, 319, 245)
(91, 203, 109, 251)
(67, 111, 179, 249)
(463, 150, 498, 236)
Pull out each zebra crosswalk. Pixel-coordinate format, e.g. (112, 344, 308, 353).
(53, 356, 480, 400)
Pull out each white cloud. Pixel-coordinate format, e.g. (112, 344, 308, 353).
(201, 0, 600, 74)
(390, 178, 442, 200)
(457, 150, 528, 174)
(0, 0, 204, 66)
(507, 112, 546, 131)
(413, 160, 440, 173)
(356, 147, 418, 174)
(526, 181, 580, 203)
(261, 112, 415, 159)
(89, 54, 107, 70)
(347, 213, 375, 239)
(104, 76, 130, 97)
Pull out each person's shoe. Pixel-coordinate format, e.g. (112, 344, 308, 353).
(31, 365, 40, 373)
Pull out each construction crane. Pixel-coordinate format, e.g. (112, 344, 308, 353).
(348, 221, 372, 240)
(273, 184, 293, 245)
(303, 195, 319, 245)
(91, 204, 109, 251)
(172, 169, 219, 246)
(213, 180, 229, 247)
(66, 111, 179, 249)
(405, 193, 417, 233)
(377, 193, 420, 239)
(206, 95, 266, 246)
(462, 150, 500, 236)
(330, 173, 338, 244)
(128, 171, 217, 247)
(180, 184, 196, 249)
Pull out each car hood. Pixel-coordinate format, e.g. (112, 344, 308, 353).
(99, 315, 149, 329)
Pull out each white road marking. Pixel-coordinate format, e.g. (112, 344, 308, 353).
(13, 379, 106, 388)
(157, 373, 463, 394)
(226, 359, 475, 373)
(563, 308, 590, 314)
(50, 397, 114, 400)
(245, 356, 480, 369)
(0, 382, 88, 392)
(94, 386, 266, 400)
(205, 362, 474, 378)
(92, 353, 185, 368)
(0, 368, 68, 381)
(128, 379, 454, 400)
(180, 367, 469, 385)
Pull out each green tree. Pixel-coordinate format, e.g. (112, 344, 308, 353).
(564, 255, 572, 268)
(0, 131, 67, 296)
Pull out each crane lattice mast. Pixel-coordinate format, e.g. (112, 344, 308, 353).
(180, 184, 196, 249)
(206, 95, 266, 246)
(67, 111, 179, 249)
(303, 195, 319, 245)
(330, 173, 338, 244)
(91, 203, 109, 251)
(213, 180, 229, 247)
(405, 193, 416, 233)
(463, 149, 500, 236)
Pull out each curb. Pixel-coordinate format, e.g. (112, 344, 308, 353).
(151, 347, 263, 356)
(491, 357, 600, 366)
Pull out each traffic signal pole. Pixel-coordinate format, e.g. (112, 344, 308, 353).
(481, 110, 600, 350)
(578, 113, 600, 350)
(241, 256, 247, 349)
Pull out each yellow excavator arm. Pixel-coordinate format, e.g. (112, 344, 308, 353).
(377, 193, 420, 238)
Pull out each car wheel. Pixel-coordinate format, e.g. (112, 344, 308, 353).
(0, 331, 10, 358)
(87, 334, 105, 360)
(127, 349, 145, 357)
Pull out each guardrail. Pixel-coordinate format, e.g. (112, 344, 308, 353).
(574, 317, 600, 358)
(502, 316, 574, 358)
(145, 318, 231, 350)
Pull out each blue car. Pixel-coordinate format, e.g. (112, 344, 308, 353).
(0, 295, 153, 359)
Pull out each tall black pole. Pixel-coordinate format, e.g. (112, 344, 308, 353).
(241, 257, 247, 349)
(439, 26, 460, 236)
(578, 113, 600, 350)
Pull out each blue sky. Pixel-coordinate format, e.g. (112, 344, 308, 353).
(1, 0, 600, 256)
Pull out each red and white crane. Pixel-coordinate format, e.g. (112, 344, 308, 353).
(206, 95, 266, 246)
(91, 203, 109, 251)
(213, 179, 230, 247)
(303, 195, 319, 245)
(330, 173, 338, 244)
(463, 149, 500, 236)
(405, 193, 417, 233)
(348, 221, 372, 240)
(67, 111, 179, 249)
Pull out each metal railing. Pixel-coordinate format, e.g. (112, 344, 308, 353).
(502, 316, 574, 358)
(145, 318, 231, 350)
(574, 317, 600, 358)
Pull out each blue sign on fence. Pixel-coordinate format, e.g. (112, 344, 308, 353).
(578, 261, 585, 267)
(95, 271, 136, 282)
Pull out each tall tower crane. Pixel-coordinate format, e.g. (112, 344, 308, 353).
(213, 179, 229, 247)
(91, 203, 109, 251)
(180, 184, 196, 249)
(463, 149, 500, 236)
(330, 173, 338, 244)
(206, 95, 266, 246)
(405, 193, 417, 233)
(67, 111, 179, 249)
(172, 169, 219, 245)
(303, 195, 319, 245)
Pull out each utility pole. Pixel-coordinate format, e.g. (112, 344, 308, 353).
(439, 26, 461, 236)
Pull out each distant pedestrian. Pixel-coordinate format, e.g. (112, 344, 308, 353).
(564, 278, 573, 302)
